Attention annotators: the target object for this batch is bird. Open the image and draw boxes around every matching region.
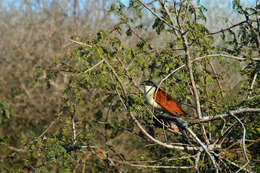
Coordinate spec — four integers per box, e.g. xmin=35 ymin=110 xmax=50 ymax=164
xmin=140 ymin=80 xmax=186 ymax=117
xmin=140 ymin=80 xmax=195 ymax=141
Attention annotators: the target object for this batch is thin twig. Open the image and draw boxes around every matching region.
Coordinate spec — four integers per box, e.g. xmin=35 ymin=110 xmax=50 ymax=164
xmin=209 ymin=60 xmax=224 ymax=97
xmin=69 ymin=39 xmax=92 ymax=48
xmin=248 ymin=62 xmax=259 ymax=98
xmin=38 ymin=120 xmax=56 ymax=138
xmin=136 ymin=0 xmax=180 ymax=32
xmin=39 ymin=111 xmax=63 ymax=138
xmin=72 ymin=115 xmax=77 ymax=145
xmin=84 ymin=59 xmax=104 ymax=73
xmin=159 ymin=0 xmax=179 ymax=37
xmin=99 ymin=55 xmax=127 ymax=99
xmin=1 ymin=143 xmax=26 ymax=152
xmin=158 ymin=53 xmax=260 ymax=91
xmin=183 ymin=0 xmax=191 ymax=24
xmin=217 ymin=155 xmax=233 ymax=173
xmin=71 ymin=104 xmax=77 ymax=145
xmin=206 ymin=54 xmax=260 ymax=61
xmin=195 ymin=150 xmax=202 ymax=171
xmin=212 ymin=152 xmax=252 ymax=173
xmin=126 ymin=24 xmax=153 ymax=49
xmin=208 ymin=21 xmax=247 ymax=35
xmin=220 ymin=116 xmax=226 ymax=135
xmin=213 ymin=121 xmax=237 ymax=146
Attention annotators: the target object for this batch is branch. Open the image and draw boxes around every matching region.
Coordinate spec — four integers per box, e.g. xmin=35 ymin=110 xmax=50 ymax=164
xmin=182 ymin=34 xmax=210 ymax=145
xmin=212 ymin=152 xmax=252 ymax=173
xmin=248 ymin=62 xmax=260 ymax=98
xmin=84 ymin=59 xmax=104 ymax=73
xmin=180 ymin=32 xmax=218 ymax=172
xmin=38 ymin=111 xmax=63 ymax=138
xmin=209 ymin=60 xmax=224 ymax=97
xmin=136 ymin=0 xmax=180 ymax=33
xmin=158 ymin=53 xmax=260 ymax=88
xmin=99 ymin=54 xmax=127 ymax=99
xmin=69 ymin=39 xmax=92 ymax=48
xmin=229 ymin=112 xmax=250 ymax=164
xmin=195 ymin=150 xmax=202 ymax=171
xmin=214 ymin=54 xmax=260 ymax=61
xmin=188 ymin=108 xmax=260 ymax=125
xmin=113 ymin=159 xmax=194 ymax=169
xmin=184 ymin=127 xmax=219 ymax=173
xmin=72 ymin=113 xmax=77 ymax=145
xmin=213 ymin=121 xmax=238 ymax=146
xmin=158 ymin=0 xmax=179 ymax=37
xmin=208 ymin=21 xmax=247 ymax=35
xmin=1 ymin=142 xmax=26 ymax=152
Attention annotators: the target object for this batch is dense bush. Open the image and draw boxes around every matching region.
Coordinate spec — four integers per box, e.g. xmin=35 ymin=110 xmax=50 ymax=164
xmin=0 ymin=0 xmax=259 ymax=172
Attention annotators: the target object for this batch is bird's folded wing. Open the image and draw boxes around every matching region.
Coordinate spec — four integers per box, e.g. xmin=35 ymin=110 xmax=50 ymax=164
xmin=155 ymin=89 xmax=186 ymax=116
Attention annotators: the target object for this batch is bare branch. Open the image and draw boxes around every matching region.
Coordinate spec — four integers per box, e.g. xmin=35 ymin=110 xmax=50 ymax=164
xmin=157 ymin=54 xmax=213 ymax=91
xmin=71 ymin=104 xmax=77 ymax=145
xmin=113 ymin=159 xmax=194 ymax=169
xmin=188 ymin=108 xmax=260 ymax=125
xmin=38 ymin=120 xmax=57 ymax=138
xmin=183 ymin=0 xmax=191 ymax=24
xmin=1 ymin=142 xmax=26 ymax=152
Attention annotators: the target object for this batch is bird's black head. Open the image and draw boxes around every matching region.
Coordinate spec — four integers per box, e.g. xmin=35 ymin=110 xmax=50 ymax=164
xmin=140 ymin=80 xmax=157 ymax=87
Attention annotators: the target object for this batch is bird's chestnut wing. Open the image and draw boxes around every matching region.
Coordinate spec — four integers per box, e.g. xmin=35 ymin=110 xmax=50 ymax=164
xmin=154 ymin=89 xmax=185 ymax=116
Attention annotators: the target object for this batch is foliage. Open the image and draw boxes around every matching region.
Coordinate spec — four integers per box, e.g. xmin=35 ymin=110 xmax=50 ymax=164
xmin=0 ymin=0 xmax=260 ymax=172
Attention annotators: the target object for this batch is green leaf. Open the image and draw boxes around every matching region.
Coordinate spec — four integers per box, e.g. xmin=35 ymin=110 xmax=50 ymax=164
xmin=126 ymin=28 xmax=132 ymax=36
xmin=58 ymin=168 xmax=71 ymax=173
xmin=0 ymin=101 xmax=10 ymax=120
xmin=152 ymin=18 xmax=165 ymax=34
xmin=134 ymin=7 xmax=142 ymax=18
xmin=95 ymin=110 xmax=103 ymax=120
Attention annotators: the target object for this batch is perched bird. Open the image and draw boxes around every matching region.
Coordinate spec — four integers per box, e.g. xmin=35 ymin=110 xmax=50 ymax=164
xmin=140 ymin=80 xmax=197 ymax=143
xmin=140 ymin=80 xmax=186 ymax=117
xmin=140 ymin=80 xmax=193 ymax=139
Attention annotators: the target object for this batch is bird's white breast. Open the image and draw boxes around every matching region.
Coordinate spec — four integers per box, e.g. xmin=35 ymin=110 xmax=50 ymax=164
xmin=144 ymin=85 xmax=161 ymax=109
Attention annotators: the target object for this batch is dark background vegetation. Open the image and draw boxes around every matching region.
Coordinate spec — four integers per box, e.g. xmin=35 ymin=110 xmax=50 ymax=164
xmin=0 ymin=0 xmax=259 ymax=172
